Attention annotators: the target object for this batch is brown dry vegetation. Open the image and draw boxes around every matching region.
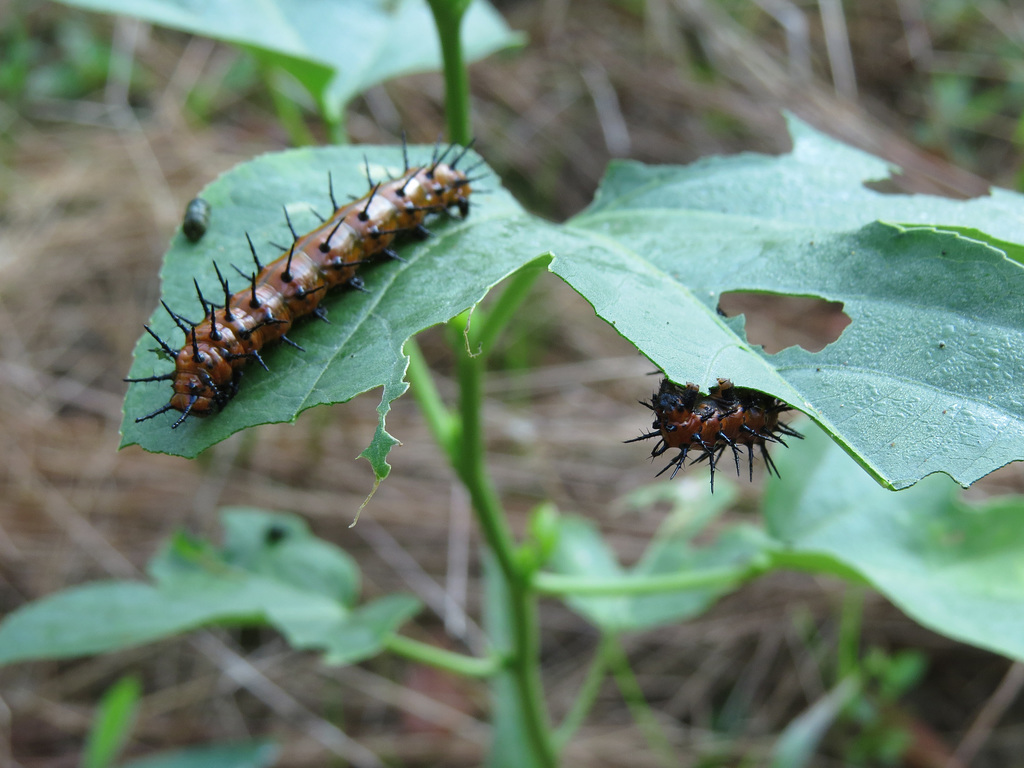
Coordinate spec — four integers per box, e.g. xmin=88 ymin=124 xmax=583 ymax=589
xmin=3 ymin=1 xmax=1024 ymax=766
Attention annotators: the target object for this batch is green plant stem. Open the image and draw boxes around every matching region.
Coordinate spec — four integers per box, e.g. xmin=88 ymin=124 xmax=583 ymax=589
xmin=451 ymin=334 xmax=557 ymax=768
xmin=553 ymin=635 xmax=612 ymax=751
xmin=426 ymin=0 xmax=472 ymax=145
xmin=837 ymin=584 xmax=865 ymax=684
xmin=423 ymin=4 xmax=553 ymax=760
xmin=385 ymin=634 xmax=502 ymax=678
xmin=405 ymin=338 xmax=457 ymax=453
xmin=324 ymin=108 xmax=347 ymax=145
xmin=264 ymin=68 xmax=316 ymax=147
xmin=475 ymin=261 xmax=548 ymax=356
xmin=607 ymin=637 xmax=676 ymax=766
xmin=533 ymin=564 xmax=754 ymax=597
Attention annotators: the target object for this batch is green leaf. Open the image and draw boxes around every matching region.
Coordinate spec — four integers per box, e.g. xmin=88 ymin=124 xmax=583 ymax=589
xmin=120 ymin=145 xmax=541 ymax=472
xmin=557 ymin=115 xmax=1024 ymax=489
xmin=123 ymin=120 xmax=1024 ymax=491
xmin=0 ymin=510 xmax=420 ymax=666
xmin=577 ymin=114 xmax=1024 ymax=240
xmin=322 ymin=593 xmax=422 ymax=667
xmin=53 ymin=0 xmax=522 ymax=121
xmin=763 ymin=426 xmax=1024 ymax=663
xmin=546 ymin=514 xmax=766 ymax=632
xmin=121 ymin=740 xmax=278 ymax=768
xmin=218 ymin=507 xmax=360 ymax=607
xmin=0 ymin=582 xmax=206 ymax=665
xmin=769 ymin=678 xmax=861 ymax=768
xmin=82 ymin=676 xmax=141 ymax=768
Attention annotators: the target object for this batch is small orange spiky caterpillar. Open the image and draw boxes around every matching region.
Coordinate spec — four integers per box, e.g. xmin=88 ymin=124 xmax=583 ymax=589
xmin=628 ymin=377 xmax=803 ymax=490
xmin=127 ymin=142 xmax=477 ymax=428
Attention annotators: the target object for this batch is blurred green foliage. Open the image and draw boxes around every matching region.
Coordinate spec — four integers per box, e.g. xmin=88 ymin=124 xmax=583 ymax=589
xmin=1 ymin=13 xmax=117 ymax=102
xmin=919 ymin=1 xmax=1024 ymax=182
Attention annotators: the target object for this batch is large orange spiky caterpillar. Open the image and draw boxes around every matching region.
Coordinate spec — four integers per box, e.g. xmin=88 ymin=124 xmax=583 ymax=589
xmin=627 ymin=377 xmax=803 ymax=490
xmin=127 ymin=142 xmax=477 ymax=428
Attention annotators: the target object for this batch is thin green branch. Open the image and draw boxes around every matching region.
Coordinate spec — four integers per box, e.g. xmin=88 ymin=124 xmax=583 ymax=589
xmin=607 ymin=637 xmax=676 ymax=766
xmin=405 ymin=338 xmax=457 ymax=455
xmin=451 ymin=342 xmax=517 ymax=573
xmin=385 ymin=634 xmax=502 ymax=678
xmin=324 ymin=107 xmax=347 ymax=145
xmin=472 ymin=262 xmax=548 ymax=356
xmin=264 ymin=67 xmax=316 ymax=147
xmin=837 ymin=585 xmax=865 ymax=684
xmin=533 ymin=564 xmax=754 ymax=597
xmin=553 ymin=635 xmax=612 ymax=751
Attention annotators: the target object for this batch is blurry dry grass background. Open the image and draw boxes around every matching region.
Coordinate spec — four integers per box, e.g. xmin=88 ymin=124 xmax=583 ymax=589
xmin=3 ymin=0 xmax=1024 ymax=766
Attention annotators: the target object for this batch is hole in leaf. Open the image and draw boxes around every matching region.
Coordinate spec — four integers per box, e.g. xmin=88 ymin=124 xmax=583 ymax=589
xmin=717 ymin=292 xmax=850 ymax=354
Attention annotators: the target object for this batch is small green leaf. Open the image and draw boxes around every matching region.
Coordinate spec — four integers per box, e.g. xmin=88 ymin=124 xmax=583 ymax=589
xmin=53 ymin=0 xmax=522 ymax=120
xmin=769 ymin=678 xmax=861 ymax=768
xmin=0 ymin=510 xmax=420 ymax=667
xmin=0 ymin=582 xmax=216 ymax=665
xmin=82 ymin=676 xmax=141 ymax=768
xmin=526 ymin=502 xmax=561 ymax=566
xmin=218 ymin=507 xmax=360 ymax=607
xmin=546 ymin=517 xmax=626 ymax=630
xmin=321 ymin=594 xmax=422 ymax=666
xmin=862 ymin=648 xmax=927 ymax=701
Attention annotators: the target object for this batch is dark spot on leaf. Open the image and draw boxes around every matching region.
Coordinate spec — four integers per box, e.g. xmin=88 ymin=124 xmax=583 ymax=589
xmin=265 ymin=524 xmax=288 ymax=545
